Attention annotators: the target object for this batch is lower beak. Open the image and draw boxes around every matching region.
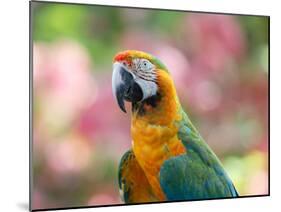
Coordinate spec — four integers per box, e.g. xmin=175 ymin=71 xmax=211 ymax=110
xmin=112 ymin=62 xmax=143 ymax=113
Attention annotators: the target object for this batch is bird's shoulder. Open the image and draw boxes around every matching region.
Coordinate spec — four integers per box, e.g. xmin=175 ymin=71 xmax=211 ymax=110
xmin=118 ymin=150 xmax=158 ymax=203
xmin=158 ymin=109 xmax=239 ymax=200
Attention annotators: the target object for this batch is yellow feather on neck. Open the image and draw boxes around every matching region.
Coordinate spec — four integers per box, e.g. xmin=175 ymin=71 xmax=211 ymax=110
xmin=131 ymin=69 xmax=185 ymax=200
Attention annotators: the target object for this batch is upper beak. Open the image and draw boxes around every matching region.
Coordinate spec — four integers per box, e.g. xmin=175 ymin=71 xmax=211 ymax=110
xmin=112 ymin=62 xmax=143 ymax=113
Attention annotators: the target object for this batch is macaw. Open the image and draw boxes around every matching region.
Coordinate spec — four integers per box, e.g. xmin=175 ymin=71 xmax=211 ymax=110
xmin=112 ymin=50 xmax=238 ymax=203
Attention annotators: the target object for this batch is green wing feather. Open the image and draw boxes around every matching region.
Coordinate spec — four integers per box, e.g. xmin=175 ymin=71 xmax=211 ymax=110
xmin=159 ymin=109 xmax=238 ymax=200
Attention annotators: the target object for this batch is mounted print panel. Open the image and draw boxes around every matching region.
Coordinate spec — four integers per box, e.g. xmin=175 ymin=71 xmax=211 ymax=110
xmin=30 ymin=1 xmax=269 ymax=211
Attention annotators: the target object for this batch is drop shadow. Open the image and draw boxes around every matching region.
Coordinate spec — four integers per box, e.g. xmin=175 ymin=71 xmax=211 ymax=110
xmin=17 ymin=202 xmax=29 ymax=211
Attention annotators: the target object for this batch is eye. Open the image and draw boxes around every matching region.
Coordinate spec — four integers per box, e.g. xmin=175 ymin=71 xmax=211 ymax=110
xmin=140 ymin=59 xmax=153 ymax=71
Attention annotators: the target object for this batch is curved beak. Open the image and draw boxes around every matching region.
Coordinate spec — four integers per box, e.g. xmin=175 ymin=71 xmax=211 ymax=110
xmin=112 ymin=62 xmax=143 ymax=113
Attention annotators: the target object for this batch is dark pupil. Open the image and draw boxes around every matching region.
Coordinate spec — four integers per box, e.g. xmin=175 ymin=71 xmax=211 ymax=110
xmin=144 ymin=62 xmax=146 ymax=66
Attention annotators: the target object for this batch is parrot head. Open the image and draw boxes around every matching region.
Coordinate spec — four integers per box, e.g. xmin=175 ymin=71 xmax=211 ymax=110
xmin=112 ymin=50 xmax=169 ymax=113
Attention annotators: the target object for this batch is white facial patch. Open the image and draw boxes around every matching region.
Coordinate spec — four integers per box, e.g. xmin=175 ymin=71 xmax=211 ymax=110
xmin=130 ymin=58 xmax=158 ymax=101
xmin=132 ymin=58 xmax=157 ymax=81
xmin=134 ymin=76 xmax=158 ymax=101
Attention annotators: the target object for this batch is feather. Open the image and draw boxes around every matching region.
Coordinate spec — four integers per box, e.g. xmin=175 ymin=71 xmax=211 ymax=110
xmin=159 ymin=110 xmax=238 ymax=200
xmin=118 ymin=150 xmax=158 ymax=203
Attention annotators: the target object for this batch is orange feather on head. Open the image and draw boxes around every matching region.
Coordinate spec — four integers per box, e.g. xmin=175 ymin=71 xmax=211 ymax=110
xmin=114 ymin=50 xmax=131 ymax=62
xmin=114 ymin=50 xmax=155 ymax=66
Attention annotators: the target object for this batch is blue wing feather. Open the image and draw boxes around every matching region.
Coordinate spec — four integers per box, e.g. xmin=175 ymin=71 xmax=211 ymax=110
xmin=159 ymin=111 xmax=238 ymax=200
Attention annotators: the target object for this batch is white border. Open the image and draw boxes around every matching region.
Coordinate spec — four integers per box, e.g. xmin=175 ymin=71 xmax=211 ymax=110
xmin=0 ymin=0 xmax=278 ymax=212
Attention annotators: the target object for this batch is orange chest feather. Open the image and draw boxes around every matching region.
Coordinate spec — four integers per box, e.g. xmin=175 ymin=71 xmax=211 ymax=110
xmin=131 ymin=100 xmax=185 ymax=200
xmin=131 ymin=120 xmax=185 ymax=169
xmin=131 ymin=118 xmax=186 ymax=200
xmin=130 ymin=69 xmax=186 ymax=200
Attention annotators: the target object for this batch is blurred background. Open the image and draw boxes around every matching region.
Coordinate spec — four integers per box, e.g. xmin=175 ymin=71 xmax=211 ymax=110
xmin=31 ymin=2 xmax=269 ymax=210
